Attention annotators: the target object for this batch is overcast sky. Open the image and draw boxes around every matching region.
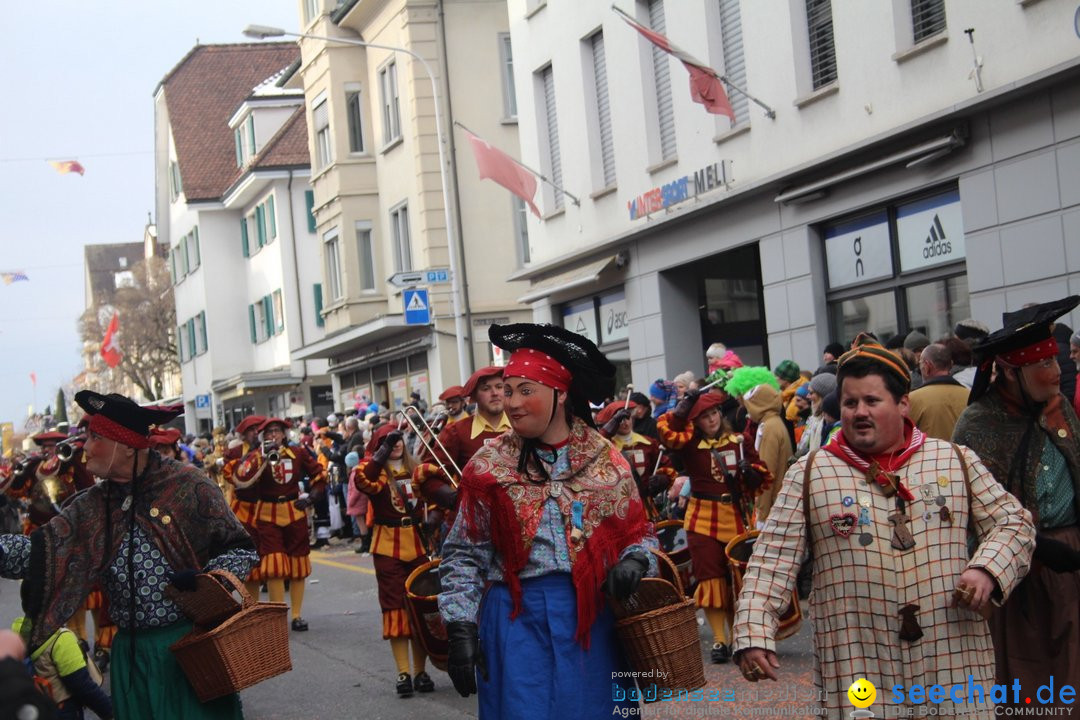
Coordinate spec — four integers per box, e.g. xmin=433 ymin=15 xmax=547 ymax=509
xmin=0 ymin=1 xmax=299 ymax=428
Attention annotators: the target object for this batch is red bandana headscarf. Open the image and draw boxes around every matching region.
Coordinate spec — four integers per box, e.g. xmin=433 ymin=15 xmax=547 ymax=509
xmin=503 ymin=348 xmax=572 ymax=391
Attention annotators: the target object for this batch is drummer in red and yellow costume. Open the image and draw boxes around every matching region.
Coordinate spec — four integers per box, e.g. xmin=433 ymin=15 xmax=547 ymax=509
xmin=234 ymin=417 xmax=325 ymax=631
xmin=220 ymin=414 xmax=264 ymax=597
xmin=414 ymin=368 xmax=511 ymax=527
xmin=353 ymin=423 xmax=434 ymax=697
xmin=595 ymin=401 xmax=675 ymax=521
xmin=657 ymin=389 xmax=770 ymax=664
xmin=439 ymin=386 xmax=469 ymax=426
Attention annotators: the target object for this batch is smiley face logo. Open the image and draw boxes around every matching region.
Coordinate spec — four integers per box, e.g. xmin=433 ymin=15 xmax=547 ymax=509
xmin=848 ymin=678 xmax=876 ymax=708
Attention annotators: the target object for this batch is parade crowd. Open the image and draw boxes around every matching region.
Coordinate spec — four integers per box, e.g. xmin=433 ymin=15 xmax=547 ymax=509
xmin=0 ymin=300 xmax=1079 ymax=720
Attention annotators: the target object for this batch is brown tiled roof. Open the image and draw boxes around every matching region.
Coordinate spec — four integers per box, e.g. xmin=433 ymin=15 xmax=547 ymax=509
xmin=160 ymin=43 xmax=299 ymax=201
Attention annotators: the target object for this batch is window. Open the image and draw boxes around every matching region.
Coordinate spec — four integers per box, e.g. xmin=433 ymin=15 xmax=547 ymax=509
xmin=248 ymin=305 xmax=257 ymax=344
xmin=911 ymin=0 xmax=946 ymax=42
xmin=824 ymin=189 xmax=969 ymax=346
xmin=169 ymin=248 xmax=179 ymax=284
xmin=806 ymin=0 xmax=838 ymax=90
xmin=324 ymin=228 xmax=344 ymax=301
xmin=169 ymin=161 xmax=183 ymax=202
xmin=272 ymin=290 xmax=285 ymax=334
xmin=303 ymin=0 xmax=319 ymax=24
xmin=194 ymin=311 xmax=207 ymax=355
xmin=647 ymin=0 xmax=677 ymax=161
xmin=356 ymin=222 xmax=375 ymax=291
xmin=538 ymin=65 xmax=564 ymax=210
xmin=178 ymin=323 xmax=188 ymax=362
xmin=346 ymin=88 xmax=365 ymax=153
xmin=718 ymin=0 xmax=749 ymax=125
xmin=513 ymin=197 xmax=530 ymax=265
xmin=305 ymin=190 xmax=316 ymax=232
xmin=246 ymin=115 xmax=256 ymax=157
xmin=252 ymin=299 xmax=270 ymax=343
xmin=177 ymin=236 xmax=189 ymax=277
xmin=313 ymin=283 xmax=325 ymax=327
xmin=186 ymin=227 xmax=200 ymax=271
xmin=499 ymin=34 xmax=517 ymax=119
xmin=389 ymin=204 xmax=412 ymax=272
xmin=314 ymin=99 xmax=332 ymax=170
xmin=186 ymin=318 xmax=196 ymax=359
xmin=379 ymin=60 xmax=401 ymax=145
xmin=588 ymin=31 xmax=616 ymax=188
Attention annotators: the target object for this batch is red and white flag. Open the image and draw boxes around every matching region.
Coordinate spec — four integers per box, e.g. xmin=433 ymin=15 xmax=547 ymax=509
xmin=48 ymin=160 xmax=86 ymax=176
xmin=463 ymin=130 xmax=541 ymax=218
xmin=101 ymin=313 xmax=122 ymax=368
xmin=614 ymin=7 xmax=735 ymax=120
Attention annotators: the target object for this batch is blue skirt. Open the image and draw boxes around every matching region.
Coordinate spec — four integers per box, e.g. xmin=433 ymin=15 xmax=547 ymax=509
xmin=477 ymin=573 xmax=638 ymax=720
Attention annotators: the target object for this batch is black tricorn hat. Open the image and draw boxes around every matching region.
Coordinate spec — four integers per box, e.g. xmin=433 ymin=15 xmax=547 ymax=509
xmin=968 ymin=295 xmax=1080 ymax=403
xmin=489 ymin=323 xmax=615 ymax=426
xmin=75 ymin=390 xmax=184 ymax=448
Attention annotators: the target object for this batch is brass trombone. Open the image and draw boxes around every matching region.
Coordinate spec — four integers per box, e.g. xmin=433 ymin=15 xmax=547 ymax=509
xmin=397 ymin=406 xmax=463 ymax=486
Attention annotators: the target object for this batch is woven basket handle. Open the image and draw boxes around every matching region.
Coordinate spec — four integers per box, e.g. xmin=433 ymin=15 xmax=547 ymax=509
xmin=205 ymin=569 xmax=254 ymax=609
xmin=649 ymin=548 xmax=684 ymax=596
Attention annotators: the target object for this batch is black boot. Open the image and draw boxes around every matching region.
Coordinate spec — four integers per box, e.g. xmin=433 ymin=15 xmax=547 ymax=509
xmin=396 ymin=672 xmax=414 ymax=697
xmin=710 ymin=643 xmax=731 ymax=664
xmin=413 ymin=671 xmax=435 ymax=693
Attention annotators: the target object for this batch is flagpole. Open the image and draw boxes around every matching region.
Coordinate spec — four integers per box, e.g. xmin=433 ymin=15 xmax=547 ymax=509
xmin=718 ymin=76 xmax=776 ymax=120
xmin=452 ymin=121 xmax=581 ymax=206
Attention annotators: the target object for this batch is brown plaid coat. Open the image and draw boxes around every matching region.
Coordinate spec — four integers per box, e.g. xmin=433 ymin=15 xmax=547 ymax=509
xmin=733 ymin=439 xmax=1035 ymax=719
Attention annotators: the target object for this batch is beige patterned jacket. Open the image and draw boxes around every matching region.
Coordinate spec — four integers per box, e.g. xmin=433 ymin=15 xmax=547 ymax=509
xmin=733 ymin=439 xmax=1035 ymax=719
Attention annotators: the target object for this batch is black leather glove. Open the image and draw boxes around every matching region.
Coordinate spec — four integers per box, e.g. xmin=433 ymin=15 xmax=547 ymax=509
xmin=645 ymin=474 xmax=670 ymax=495
xmin=1033 ymin=533 xmax=1080 ymax=573
xmin=737 ymin=459 xmax=764 ymax=490
xmin=168 ymin=569 xmax=199 ymax=592
xmin=422 ymin=508 xmax=445 ymax=536
xmin=371 ymin=430 xmax=404 ymax=465
xmin=294 ymin=496 xmax=312 ymax=511
xmin=428 ymin=484 xmax=459 ymax=510
xmin=446 ymin=621 xmax=487 ymax=698
xmin=600 ymin=409 xmax=632 ymax=438
xmin=604 ymin=551 xmax=650 ymax=600
xmin=672 ymin=389 xmax=702 ymax=420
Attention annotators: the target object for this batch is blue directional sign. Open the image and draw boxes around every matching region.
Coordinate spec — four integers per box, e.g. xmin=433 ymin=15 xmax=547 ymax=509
xmin=424 ymin=268 xmax=450 ymax=284
xmin=403 ymin=288 xmax=431 ymax=325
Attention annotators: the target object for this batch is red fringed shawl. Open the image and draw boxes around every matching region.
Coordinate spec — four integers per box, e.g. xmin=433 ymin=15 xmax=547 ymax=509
xmin=458 ymin=418 xmax=652 ymax=646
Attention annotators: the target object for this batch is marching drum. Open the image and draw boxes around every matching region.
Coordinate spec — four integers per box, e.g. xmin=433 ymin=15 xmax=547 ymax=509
xmin=655 ymin=519 xmax=695 ymax=598
xmin=404 ymin=559 xmax=449 ymax=671
xmin=725 ymin=531 xmax=802 ymax=640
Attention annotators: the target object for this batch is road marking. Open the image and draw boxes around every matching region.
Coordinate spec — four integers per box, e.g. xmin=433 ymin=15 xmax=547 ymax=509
xmin=310 ymin=555 xmax=376 ymax=576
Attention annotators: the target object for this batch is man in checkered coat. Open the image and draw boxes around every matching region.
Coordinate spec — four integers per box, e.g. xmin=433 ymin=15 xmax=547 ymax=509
xmin=733 ymin=334 xmax=1035 ymax=719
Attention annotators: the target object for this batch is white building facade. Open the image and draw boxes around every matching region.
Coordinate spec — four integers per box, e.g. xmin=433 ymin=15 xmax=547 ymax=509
xmin=508 ymin=0 xmax=1080 ymax=382
xmin=155 ymin=43 xmax=331 ymax=433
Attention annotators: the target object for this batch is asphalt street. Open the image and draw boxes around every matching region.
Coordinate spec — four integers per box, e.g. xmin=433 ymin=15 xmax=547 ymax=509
xmin=0 ymin=539 xmax=817 ymax=719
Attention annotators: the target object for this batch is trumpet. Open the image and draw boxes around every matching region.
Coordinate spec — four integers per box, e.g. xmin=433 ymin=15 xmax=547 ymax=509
xmin=398 ymin=406 xmax=463 ymax=485
xmin=267 ymin=449 xmax=281 ymax=466
xmin=56 ymin=436 xmax=85 ymax=463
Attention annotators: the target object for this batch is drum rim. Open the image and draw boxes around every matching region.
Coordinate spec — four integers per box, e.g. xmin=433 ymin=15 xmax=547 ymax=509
xmin=405 ymin=558 xmax=442 ymax=601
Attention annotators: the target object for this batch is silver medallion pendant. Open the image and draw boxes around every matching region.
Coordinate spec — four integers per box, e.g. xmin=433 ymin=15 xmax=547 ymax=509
xmin=121 ymin=496 xmax=132 ymax=512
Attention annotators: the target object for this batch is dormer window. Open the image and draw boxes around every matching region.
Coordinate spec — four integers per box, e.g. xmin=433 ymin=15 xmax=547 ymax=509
xmin=234 ymin=114 xmax=258 ymax=167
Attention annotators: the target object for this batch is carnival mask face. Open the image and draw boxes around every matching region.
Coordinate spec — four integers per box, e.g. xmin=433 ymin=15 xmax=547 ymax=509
xmin=840 ymin=374 xmax=909 ymax=455
xmin=474 ymin=377 xmax=506 ymax=416
xmin=504 ymin=377 xmax=558 ymax=439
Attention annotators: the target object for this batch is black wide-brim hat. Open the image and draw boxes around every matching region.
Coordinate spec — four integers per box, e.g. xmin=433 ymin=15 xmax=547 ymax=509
xmin=75 ymin=390 xmax=184 ymax=448
xmin=489 ymin=323 xmax=616 ymax=424
xmin=968 ymin=295 xmax=1080 ymax=403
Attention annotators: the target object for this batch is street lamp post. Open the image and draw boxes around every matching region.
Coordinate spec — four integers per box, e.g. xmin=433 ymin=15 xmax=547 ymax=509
xmin=243 ymin=24 xmax=472 ymax=381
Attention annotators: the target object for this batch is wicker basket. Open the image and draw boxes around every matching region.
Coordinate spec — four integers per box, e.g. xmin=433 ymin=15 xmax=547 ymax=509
xmin=165 ymin=570 xmax=245 ymax=627
xmin=169 ymin=571 xmax=291 ymax=702
xmin=611 ymin=551 xmax=706 ymax=696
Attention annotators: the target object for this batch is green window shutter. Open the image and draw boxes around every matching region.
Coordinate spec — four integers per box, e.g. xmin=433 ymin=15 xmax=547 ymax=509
xmin=305 ymin=190 xmax=316 ymax=232
xmin=199 ymin=310 xmax=207 ymax=353
xmin=169 ymin=249 xmax=177 ymax=284
xmin=267 ymin=195 xmax=277 ymax=239
xmin=313 ymin=283 xmax=324 ymax=327
xmin=247 ymin=115 xmax=256 ymax=155
xmin=240 ymin=218 xmax=250 ymax=257
xmin=193 ymin=226 xmax=200 ymax=268
xmin=234 ymin=128 xmax=243 ymax=166
xmin=263 ymin=295 xmax=274 ymax=337
xmin=187 ymin=318 xmax=196 ymax=356
xmin=177 ymin=325 xmax=184 ymax=362
xmin=256 ymin=205 xmax=266 ymax=247
xmin=248 ymin=304 xmax=257 ymax=343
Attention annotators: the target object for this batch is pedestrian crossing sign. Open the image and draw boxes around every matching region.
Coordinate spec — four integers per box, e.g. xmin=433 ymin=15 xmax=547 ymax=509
xmin=403 ymin=288 xmax=431 ymax=325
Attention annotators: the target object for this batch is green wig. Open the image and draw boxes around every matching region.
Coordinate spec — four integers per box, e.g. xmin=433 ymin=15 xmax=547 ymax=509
xmin=725 ymin=366 xmax=780 ymax=397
